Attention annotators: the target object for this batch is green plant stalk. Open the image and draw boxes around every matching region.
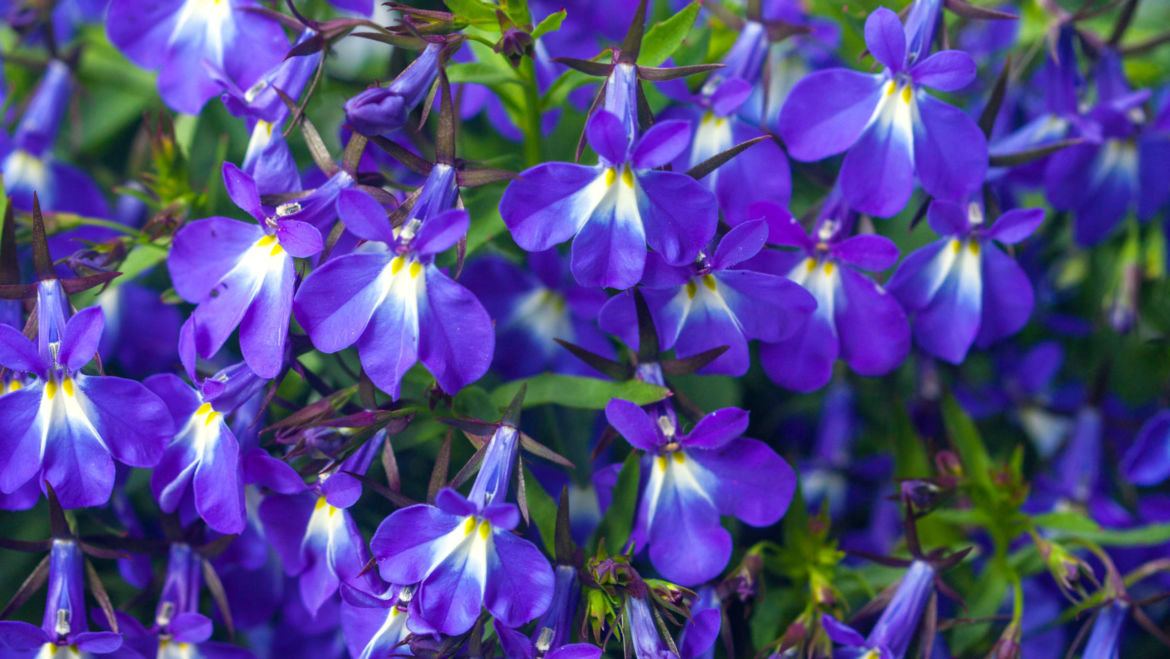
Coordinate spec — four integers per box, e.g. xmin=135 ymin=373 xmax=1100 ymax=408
xmin=520 ymin=57 xmax=542 ymax=167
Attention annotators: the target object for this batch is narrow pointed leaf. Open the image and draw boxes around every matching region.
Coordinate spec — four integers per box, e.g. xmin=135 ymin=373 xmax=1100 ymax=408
xmin=685 ymin=136 xmax=769 ymax=180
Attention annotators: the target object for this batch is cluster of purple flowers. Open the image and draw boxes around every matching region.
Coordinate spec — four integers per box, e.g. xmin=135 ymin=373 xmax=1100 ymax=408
xmin=1 ymin=0 xmax=1170 ymax=657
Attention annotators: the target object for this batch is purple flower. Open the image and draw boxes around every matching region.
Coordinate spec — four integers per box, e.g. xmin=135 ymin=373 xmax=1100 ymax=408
xmin=369 ymin=420 xmax=554 ymax=636
xmin=345 ymin=43 xmax=442 ymax=137
xmin=495 ymin=566 xmax=602 ymax=659
xmin=340 ymin=584 xmax=414 ymax=659
xmin=886 ymin=200 xmax=1044 ymax=363
xmin=750 ymin=197 xmax=910 ymax=392
xmin=0 ymin=60 xmax=109 ymax=220
xmin=778 ymin=5 xmax=987 ymax=217
xmin=1123 ymin=409 xmax=1170 ymax=486
xmin=624 ymin=594 xmax=678 ymax=659
xmin=107 ymin=0 xmax=289 ymax=114
xmin=0 ymin=539 xmax=124 ymax=657
xmin=169 ymin=163 xmax=323 ymax=379
xmin=253 ymin=436 xmax=387 ymax=616
xmin=604 ymin=399 xmax=795 ymax=585
xmin=1081 ymin=601 xmax=1127 ymax=659
xmin=463 ymin=249 xmax=615 ymax=380
xmin=0 ymin=281 xmax=172 ymax=509
xmin=143 ymin=374 xmax=246 ymax=534
xmin=500 ymin=109 xmax=718 ymax=289
xmin=821 ymin=560 xmax=937 ymax=659
xmin=598 ymin=219 xmax=815 ymax=376
xmin=293 ymin=163 xmax=493 ymax=399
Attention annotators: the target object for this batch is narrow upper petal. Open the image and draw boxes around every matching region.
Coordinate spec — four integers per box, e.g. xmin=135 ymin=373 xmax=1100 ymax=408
xmin=864 ymin=8 xmax=907 ymax=73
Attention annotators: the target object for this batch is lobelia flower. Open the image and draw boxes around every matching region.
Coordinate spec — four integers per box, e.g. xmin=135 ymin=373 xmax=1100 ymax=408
xmin=597 ymin=219 xmax=815 ymax=376
xmin=0 ymin=59 xmax=109 ymax=220
xmin=293 ymin=162 xmax=493 ymax=399
xmin=0 ymin=539 xmax=124 ymax=658
xmin=777 ymin=5 xmax=987 ymax=217
xmin=462 ymin=249 xmax=615 ymax=380
xmin=107 ymin=0 xmax=289 ymax=115
xmin=369 ymin=418 xmax=555 ymax=636
xmin=676 ymin=586 xmax=721 ymax=659
xmin=0 ymin=280 xmax=172 ymax=509
xmin=1043 ymin=50 xmax=1170 ymax=246
xmin=1122 ymin=409 xmax=1170 ymax=486
xmin=821 ymin=560 xmax=937 ymax=659
xmin=142 ymin=373 xmax=248 ymax=534
xmin=624 ymin=594 xmax=678 ymax=659
xmin=1080 ymin=601 xmax=1128 ymax=658
xmin=886 ymin=199 xmax=1044 ymax=364
xmin=217 ymin=29 xmax=321 ymax=196
xmin=345 ymin=42 xmax=442 ymax=137
xmin=604 ymin=398 xmax=795 ymax=585
xmin=340 ymin=584 xmax=415 ymax=659
xmin=117 ymin=543 xmax=254 ymax=659
xmin=168 ymin=163 xmax=323 ymax=379
xmin=500 ymin=109 xmax=718 ymax=289
xmin=252 ymin=431 xmax=388 ymax=617
xmin=748 ymin=196 xmax=910 ymax=392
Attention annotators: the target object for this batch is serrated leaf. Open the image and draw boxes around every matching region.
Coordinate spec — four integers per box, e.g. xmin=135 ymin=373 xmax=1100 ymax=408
xmin=532 ymin=9 xmax=565 ymax=39
xmin=597 ymin=451 xmax=641 ymax=555
xmin=490 ymin=374 xmax=669 ymax=410
xmin=638 ymin=2 xmax=702 ymax=67
xmin=523 ymin=465 xmax=559 ymax=555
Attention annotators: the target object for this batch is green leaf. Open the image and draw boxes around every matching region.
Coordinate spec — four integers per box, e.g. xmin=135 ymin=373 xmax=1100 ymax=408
xmin=531 ymin=9 xmax=566 ymax=39
xmin=1033 ymin=511 xmax=1101 ymax=534
xmin=541 ymin=69 xmax=595 ymax=112
xmin=490 ymin=374 xmax=669 ymax=410
xmin=446 ymin=62 xmax=521 ymax=88
xmin=638 ymin=2 xmax=702 ymax=67
xmin=523 ymin=466 xmax=559 ymax=556
xmin=596 ymin=451 xmax=641 ymax=555
xmin=1050 ymin=522 xmax=1170 ymax=547
xmin=893 ymin=401 xmax=931 ymax=479
xmin=71 ymin=241 xmax=171 ymax=309
xmin=941 ymin=392 xmax=993 ymax=491
xmin=501 ymin=0 xmax=530 ymax=26
xmin=444 ymin=0 xmax=496 ymax=23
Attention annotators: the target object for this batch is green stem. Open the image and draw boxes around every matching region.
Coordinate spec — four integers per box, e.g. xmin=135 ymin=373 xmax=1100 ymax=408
xmin=520 ymin=58 xmax=542 ymax=167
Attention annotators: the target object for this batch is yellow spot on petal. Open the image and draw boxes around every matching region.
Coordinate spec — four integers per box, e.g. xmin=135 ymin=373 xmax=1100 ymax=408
xmin=805 ymin=258 xmax=818 ymax=272
xmin=257 ymin=235 xmax=277 ymax=247
xmin=46 ymin=380 xmax=58 ymax=399
xmin=884 ymin=80 xmax=897 ymax=97
xmin=950 ymin=239 xmax=962 ymax=254
xmin=270 ymin=243 xmax=283 ymax=256
xmin=685 ymin=281 xmax=697 ymax=300
xmin=968 ymin=241 xmax=981 ymax=256
xmin=672 ymin=451 xmax=685 ymax=464
xmin=409 ymin=262 xmax=422 ymax=278
xmin=197 ymin=402 xmax=213 ymax=415
xmin=62 ymin=378 xmax=74 ymax=397
xmin=605 ymin=168 xmax=617 ymax=187
xmin=621 ymin=166 xmax=634 ymax=188
xmin=315 ymin=497 xmax=329 ymax=511
xmin=477 ymin=519 xmax=491 ymax=540
xmin=901 ymin=85 xmax=912 ymax=104
xmin=656 ymin=455 xmax=667 ymax=471
xmin=391 ymin=256 xmax=405 ymax=275
xmin=823 ymin=261 xmax=835 ymax=276
xmin=261 ymin=120 xmax=273 ymax=137
xmin=205 ymin=410 xmax=221 ymax=426
xmin=8 ymin=380 xmax=22 ymax=392
xmin=464 ymin=517 xmax=476 ymax=536
xmin=702 ymin=274 xmax=717 ymax=292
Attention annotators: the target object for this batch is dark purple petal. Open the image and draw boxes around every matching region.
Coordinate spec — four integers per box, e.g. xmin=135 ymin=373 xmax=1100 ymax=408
xmin=760 ymin=309 xmax=838 ymax=393
xmin=636 ymin=169 xmax=718 ymax=266
xmin=370 ymin=504 xmax=463 ymax=585
xmin=631 ymin=120 xmax=691 ymax=170
xmin=223 ymin=162 xmax=264 ymax=221
xmin=778 ymin=70 xmax=885 ymax=161
xmin=712 ymin=220 xmax=769 ymax=269
xmin=77 ymin=375 xmax=172 ymax=468
xmin=821 ymin=614 xmax=866 ymax=647
xmin=830 ymin=235 xmax=900 ymax=271
xmin=414 ymin=209 xmax=470 ymax=256
xmin=586 ymin=110 xmax=630 ymax=166
xmin=912 ymin=93 xmax=988 ymax=204
xmin=0 ymin=325 xmax=44 ymax=374
xmin=681 ymin=408 xmax=749 ymax=450
xmin=693 ymin=437 xmax=795 ymax=527
xmin=484 ymin=530 xmax=555 ymax=627
xmin=985 ymin=208 xmax=1044 ymax=244
xmin=58 ymin=307 xmax=104 ymax=372
xmin=716 ymin=270 xmax=816 ymax=343
xmin=0 ymin=387 xmax=44 ymax=495
xmin=710 ymin=78 xmax=753 ymax=117
xmin=864 ymin=8 xmax=907 ymax=72
xmin=975 ymin=242 xmax=1033 ymax=347
xmin=338 ymin=188 xmax=395 ymax=243
xmin=72 ymin=631 xmax=123 ymax=653
xmin=501 ymin=162 xmax=601 ymax=252
xmin=1123 ymin=411 xmax=1170 ymax=486
xmin=258 ymin=492 xmax=315 ymax=575
xmin=909 ymin=51 xmax=977 ymax=91
xmin=296 ymin=252 xmax=389 ymax=354
xmin=243 ymin=447 xmax=306 ymax=494
xmin=274 ymin=220 xmax=323 ymax=258
xmin=0 ymin=621 xmax=48 ymax=650
xmin=836 ymin=266 xmax=910 ymax=376
xmin=926 ymin=200 xmax=970 ymax=237
xmin=418 ymin=268 xmax=493 ymax=396
xmin=748 ymin=201 xmax=812 ymax=248
xmin=605 ymin=399 xmax=662 ymax=451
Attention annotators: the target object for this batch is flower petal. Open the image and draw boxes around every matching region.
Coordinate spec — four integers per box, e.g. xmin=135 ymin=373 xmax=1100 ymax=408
xmin=501 ymin=162 xmax=602 ymax=252
xmin=632 ymin=120 xmax=691 ymax=170
xmin=605 ymin=399 xmax=662 ymax=451
xmin=909 ymin=50 xmax=977 ymax=91
xmin=418 ymin=268 xmax=493 ymax=396
xmin=864 ymin=7 xmax=907 ymax=72
xmin=912 ymin=92 xmax=988 ymax=204
xmin=778 ymin=70 xmax=886 ymax=161
xmin=484 ymin=530 xmax=555 ymax=628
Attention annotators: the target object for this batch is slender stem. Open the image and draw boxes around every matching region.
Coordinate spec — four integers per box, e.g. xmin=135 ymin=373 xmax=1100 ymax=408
xmin=520 ymin=57 xmax=542 ymax=167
